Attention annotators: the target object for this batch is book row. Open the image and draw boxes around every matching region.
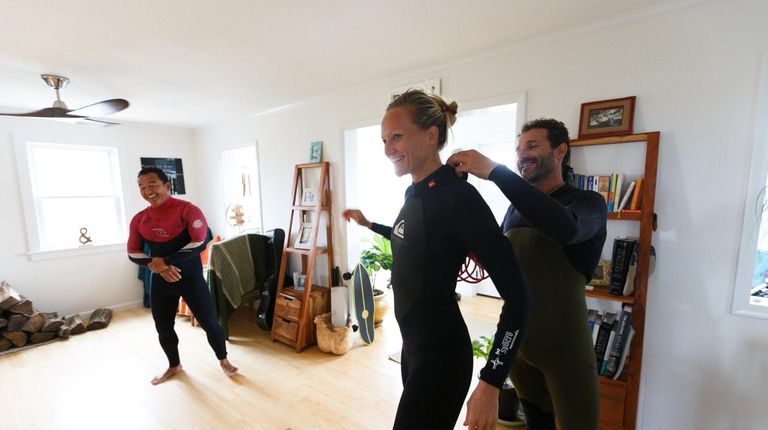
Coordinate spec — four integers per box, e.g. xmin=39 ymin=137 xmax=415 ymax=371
xmin=588 ymin=305 xmax=634 ymax=379
xmin=588 ymin=237 xmax=656 ymax=296
xmin=567 ymin=173 xmax=643 ymax=213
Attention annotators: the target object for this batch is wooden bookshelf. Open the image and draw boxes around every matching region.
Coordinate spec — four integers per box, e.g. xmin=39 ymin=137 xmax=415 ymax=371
xmin=272 ymin=162 xmax=333 ymax=352
xmin=572 ymin=132 xmax=659 ymax=430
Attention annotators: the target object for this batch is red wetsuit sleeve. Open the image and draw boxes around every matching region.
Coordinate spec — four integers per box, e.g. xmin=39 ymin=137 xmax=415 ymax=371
xmin=127 ymin=211 xmax=151 ymax=266
xmin=162 ymin=203 xmax=209 ymax=266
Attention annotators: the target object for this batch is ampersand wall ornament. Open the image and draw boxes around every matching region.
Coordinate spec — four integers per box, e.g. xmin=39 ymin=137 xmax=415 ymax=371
xmin=79 ymin=227 xmax=93 ymax=245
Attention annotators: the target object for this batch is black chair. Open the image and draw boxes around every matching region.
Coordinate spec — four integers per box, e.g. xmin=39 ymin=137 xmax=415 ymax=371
xmin=256 ymin=228 xmax=285 ymax=331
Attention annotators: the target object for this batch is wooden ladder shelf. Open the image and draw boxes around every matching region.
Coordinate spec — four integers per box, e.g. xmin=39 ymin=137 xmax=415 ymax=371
xmin=271 ymin=162 xmax=333 ymax=351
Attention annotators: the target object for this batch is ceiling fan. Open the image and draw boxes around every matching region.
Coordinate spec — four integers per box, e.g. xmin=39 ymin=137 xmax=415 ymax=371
xmin=0 ymin=74 xmax=129 ymax=126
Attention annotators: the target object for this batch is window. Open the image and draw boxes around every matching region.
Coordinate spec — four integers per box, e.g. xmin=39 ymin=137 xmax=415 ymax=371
xmin=733 ymin=52 xmax=768 ymax=318
xmin=16 ymin=141 xmax=127 ymax=257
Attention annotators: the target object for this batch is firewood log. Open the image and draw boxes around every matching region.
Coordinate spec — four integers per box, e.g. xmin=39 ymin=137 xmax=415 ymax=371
xmin=30 ymin=332 xmax=56 ymax=343
xmin=8 ymin=314 xmax=29 ymax=332
xmin=65 ymin=315 xmax=86 ymax=335
xmin=0 ymin=281 xmax=22 ymax=311
xmin=22 ymin=312 xmax=45 ymax=333
xmin=41 ymin=318 xmax=65 ymax=333
xmin=10 ymin=299 xmax=34 ymax=316
xmin=2 ymin=330 xmax=28 ymax=347
xmin=58 ymin=325 xmax=71 ymax=339
xmin=0 ymin=338 xmax=12 ymax=352
xmin=86 ymin=308 xmax=113 ymax=331
xmin=0 ymin=318 xmax=7 ymax=331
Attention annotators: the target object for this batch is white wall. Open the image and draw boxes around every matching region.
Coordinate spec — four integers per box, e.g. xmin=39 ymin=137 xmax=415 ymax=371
xmin=0 ymin=117 xmax=196 ymax=316
xmin=194 ymin=1 xmax=768 ymax=428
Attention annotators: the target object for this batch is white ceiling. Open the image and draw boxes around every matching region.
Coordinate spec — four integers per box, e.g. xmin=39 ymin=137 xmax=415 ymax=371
xmin=0 ymin=0 xmax=680 ymax=129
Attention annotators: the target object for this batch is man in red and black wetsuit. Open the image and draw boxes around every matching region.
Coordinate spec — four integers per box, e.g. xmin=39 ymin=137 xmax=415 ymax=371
xmin=128 ymin=167 xmax=238 ymax=385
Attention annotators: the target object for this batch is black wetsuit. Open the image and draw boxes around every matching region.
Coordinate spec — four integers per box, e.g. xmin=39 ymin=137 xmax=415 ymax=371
xmin=370 ymin=165 xmax=531 ymax=429
xmin=127 ymin=197 xmax=228 ymax=367
xmin=489 ymin=165 xmax=607 ymax=430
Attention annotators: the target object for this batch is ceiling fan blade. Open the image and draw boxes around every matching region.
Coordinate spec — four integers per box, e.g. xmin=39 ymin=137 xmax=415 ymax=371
xmin=69 ymin=98 xmax=129 ymax=117
xmin=75 ymin=118 xmax=120 ymax=127
xmin=0 ymin=107 xmax=71 ymax=118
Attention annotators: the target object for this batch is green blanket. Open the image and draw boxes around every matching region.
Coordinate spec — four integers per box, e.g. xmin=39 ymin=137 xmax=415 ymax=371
xmin=207 ymin=233 xmax=271 ymax=337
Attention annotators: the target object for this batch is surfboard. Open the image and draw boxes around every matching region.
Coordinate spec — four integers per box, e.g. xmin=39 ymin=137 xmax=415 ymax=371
xmin=352 ymin=263 xmax=375 ymax=344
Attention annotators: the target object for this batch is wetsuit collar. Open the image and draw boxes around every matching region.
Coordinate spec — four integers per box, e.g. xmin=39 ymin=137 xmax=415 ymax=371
xmin=411 ymin=165 xmax=464 ymax=196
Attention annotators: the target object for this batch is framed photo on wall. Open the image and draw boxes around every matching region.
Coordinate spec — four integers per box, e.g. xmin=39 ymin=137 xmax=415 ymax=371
xmin=578 ymin=96 xmax=636 ymax=139
xmin=308 ymin=141 xmax=323 ymax=163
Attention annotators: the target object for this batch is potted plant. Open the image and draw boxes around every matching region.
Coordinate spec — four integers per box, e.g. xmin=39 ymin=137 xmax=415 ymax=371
xmin=471 ymin=335 xmax=524 ymax=426
xmin=360 ymin=236 xmax=392 ymax=326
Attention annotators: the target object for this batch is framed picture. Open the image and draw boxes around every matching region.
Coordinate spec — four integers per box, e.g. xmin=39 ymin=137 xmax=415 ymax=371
xmin=292 ymin=272 xmax=307 ymax=291
xmin=308 ymin=140 xmax=323 ymax=163
xmin=578 ymin=96 xmax=636 ymax=139
xmin=301 ymin=188 xmax=318 ymax=206
xmin=294 ymin=223 xmax=313 ymax=249
xmin=588 ymin=259 xmax=612 ymax=287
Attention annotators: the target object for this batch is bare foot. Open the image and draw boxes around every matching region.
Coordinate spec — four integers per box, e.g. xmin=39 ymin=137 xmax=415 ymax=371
xmin=151 ymin=365 xmax=183 ymax=385
xmin=220 ymin=358 xmax=238 ymax=377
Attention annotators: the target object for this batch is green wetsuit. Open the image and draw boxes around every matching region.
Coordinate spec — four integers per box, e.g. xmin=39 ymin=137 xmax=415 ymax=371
xmin=489 ymin=165 xmax=607 ymax=430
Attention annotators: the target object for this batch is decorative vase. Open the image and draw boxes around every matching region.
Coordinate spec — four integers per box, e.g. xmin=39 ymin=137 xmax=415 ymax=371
xmin=373 ymin=288 xmax=391 ymax=327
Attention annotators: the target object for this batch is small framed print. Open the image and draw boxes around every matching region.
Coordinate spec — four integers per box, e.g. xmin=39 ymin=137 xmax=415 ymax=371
xmin=588 ymin=259 xmax=612 ymax=287
xmin=294 ymin=223 xmax=313 ymax=249
xmin=578 ymin=96 xmax=636 ymax=139
xmin=301 ymin=188 xmax=318 ymax=206
xmin=292 ymin=272 xmax=307 ymax=291
xmin=308 ymin=140 xmax=322 ymax=163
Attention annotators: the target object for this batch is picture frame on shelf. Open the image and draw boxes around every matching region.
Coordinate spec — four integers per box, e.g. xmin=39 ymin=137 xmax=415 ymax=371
xmin=292 ymin=272 xmax=307 ymax=291
xmin=301 ymin=188 xmax=318 ymax=206
xmin=294 ymin=223 xmax=313 ymax=249
xmin=578 ymin=96 xmax=636 ymax=139
xmin=308 ymin=140 xmax=323 ymax=163
xmin=588 ymin=259 xmax=611 ymax=287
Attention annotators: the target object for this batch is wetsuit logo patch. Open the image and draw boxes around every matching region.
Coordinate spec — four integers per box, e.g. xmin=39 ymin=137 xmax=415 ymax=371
xmin=152 ymin=228 xmax=169 ymax=238
xmin=192 ymin=219 xmax=204 ymax=229
xmin=490 ymin=357 xmax=504 ymax=369
xmin=393 ymin=220 xmax=405 ymax=239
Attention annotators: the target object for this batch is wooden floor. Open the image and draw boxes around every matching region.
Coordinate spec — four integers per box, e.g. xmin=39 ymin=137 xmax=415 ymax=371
xmin=0 ymin=294 xmax=516 ymax=430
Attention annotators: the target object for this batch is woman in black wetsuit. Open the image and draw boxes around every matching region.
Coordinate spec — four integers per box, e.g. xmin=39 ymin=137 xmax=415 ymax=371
xmin=343 ymin=90 xmax=531 ymax=430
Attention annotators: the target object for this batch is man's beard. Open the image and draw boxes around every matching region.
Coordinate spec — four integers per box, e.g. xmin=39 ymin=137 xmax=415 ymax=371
xmin=519 ymin=153 xmax=556 ymax=184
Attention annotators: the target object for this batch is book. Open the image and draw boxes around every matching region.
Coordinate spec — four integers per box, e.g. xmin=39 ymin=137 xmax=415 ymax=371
xmin=587 ymin=309 xmax=599 ymax=332
xmin=607 ymin=174 xmax=616 ymax=211
xmin=594 ymin=311 xmax=617 ymax=370
xmin=597 ymin=176 xmax=610 ymax=204
xmin=601 ymin=321 xmax=619 ymax=375
xmin=629 ymin=178 xmax=643 ymax=210
xmin=618 ymin=180 xmax=636 ymax=211
xmin=622 ymin=245 xmax=639 ymax=296
xmin=612 ymin=327 xmax=635 ymax=380
xmin=609 ymin=237 xmax=637 ymax=295
xmin=592 ymin=311 xmax=604 ymax=346
xmin=604 ymin=306 xmax=633 ymax=377
xmin=612 ymin=174 xmax=624 ymax=213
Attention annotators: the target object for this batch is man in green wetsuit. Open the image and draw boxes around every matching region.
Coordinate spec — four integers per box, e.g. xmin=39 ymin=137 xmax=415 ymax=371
xmin=448 ymin=118 xmax=607 ymax=430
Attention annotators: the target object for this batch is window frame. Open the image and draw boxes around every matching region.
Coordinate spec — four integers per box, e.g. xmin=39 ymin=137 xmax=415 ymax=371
xmin=732 ymin=51 xmax=768 ymax=319
xmin=14 ymin=139 xmax=127 ymax=260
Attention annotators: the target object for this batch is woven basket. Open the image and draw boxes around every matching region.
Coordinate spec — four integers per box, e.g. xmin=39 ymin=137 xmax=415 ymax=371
xmin=314 ymin=312 xmax=353 ymax=355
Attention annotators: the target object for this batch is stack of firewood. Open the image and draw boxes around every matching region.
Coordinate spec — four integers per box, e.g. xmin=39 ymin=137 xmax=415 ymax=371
xmin=0 ymin=281 xmax=113 ymax=354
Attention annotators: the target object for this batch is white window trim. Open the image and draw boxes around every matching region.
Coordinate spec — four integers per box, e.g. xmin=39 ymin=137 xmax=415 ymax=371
xmin=13 ymin=137 xmax=128 ymax=260
xmin=732 ymin=51 xmax=768 ymax=319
